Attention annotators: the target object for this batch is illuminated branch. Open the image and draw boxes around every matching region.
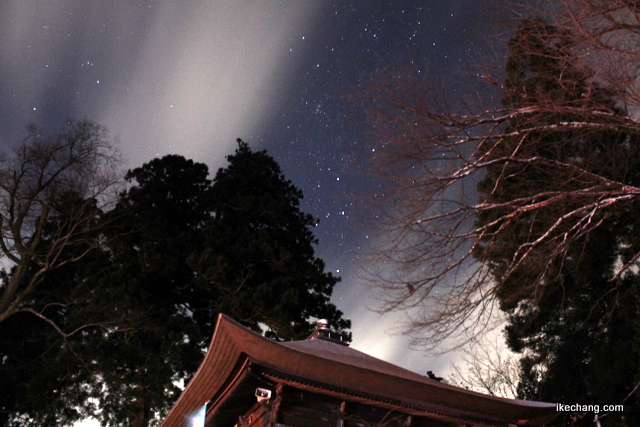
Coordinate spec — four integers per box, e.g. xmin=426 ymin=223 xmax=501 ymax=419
xmin=364 ymin=14 xmax=640 ymax=350
xmin=0 ymin=120 xmax=122 ymax=325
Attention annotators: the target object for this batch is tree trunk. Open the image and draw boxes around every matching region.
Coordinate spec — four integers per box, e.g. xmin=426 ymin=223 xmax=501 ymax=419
xmin=132 ymin=397 xmax=149 ymax=427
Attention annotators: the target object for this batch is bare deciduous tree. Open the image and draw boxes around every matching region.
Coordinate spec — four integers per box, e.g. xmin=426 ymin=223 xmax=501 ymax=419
xmin=0 ymin=120 xmax=121 ymax=326
xmin=448 ymin=334 xmax=520 ymax=398
xmin=364 ymin=3 xmax=640 ymax=351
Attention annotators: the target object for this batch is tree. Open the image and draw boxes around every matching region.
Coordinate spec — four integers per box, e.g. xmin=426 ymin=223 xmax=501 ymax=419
xmin=524 ymin=0 xmax=640 ymax=114
xmin=448 ymin=334 xmax=520 ymax=399
xmin=0 ymin=121 xmax=121 ymax=426
xmin=364 ymin=7 xmax=640 ymax=425
xmin=49 ymin=143 xmax=350 ymax=427
xmin=366 ymin=13 xmax=640 ymax=343
xmin=0 ymin=120 xmax=121 ymax=325
xmin=0 ymin=212 xmax=106 ymax=426
xmin=477 ymin=22 xmax=640 ymax=423
xmin=74 ymin=154 xmax=212 ymax=427
xmin=190 ymin=140 xmax=350 ymax=340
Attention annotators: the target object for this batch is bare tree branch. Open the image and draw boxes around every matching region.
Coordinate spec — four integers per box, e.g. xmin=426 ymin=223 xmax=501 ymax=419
xmin=449 ymin=334 xmax=520 ymax=398
xmin=19 ymin=307 xmax=109 ymax=339
xmin=363 ymin=10 xmax=640 ymax=350
xmin=0 ymin=120 xmax=122 ymax=326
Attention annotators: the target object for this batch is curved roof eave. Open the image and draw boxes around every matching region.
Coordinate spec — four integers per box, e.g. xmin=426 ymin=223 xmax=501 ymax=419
xmin=160 ymin=314 xmax=558 ymax=427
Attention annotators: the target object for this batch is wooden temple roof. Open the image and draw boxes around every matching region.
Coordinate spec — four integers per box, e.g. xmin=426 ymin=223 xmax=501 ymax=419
xmin=160 ymin=314 xmax=558 ymax=427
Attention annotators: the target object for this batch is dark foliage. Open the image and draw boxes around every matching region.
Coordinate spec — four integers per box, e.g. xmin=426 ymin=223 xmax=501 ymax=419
xmin=474 ymin=20 xmax=640 ymax=426
xmin=0 ymin=193 xmax=107 ymax=426
xmin=1 ymin=141 xmax=349 ymax=427
xmin=189 ymin=140 xmax=350 ymax=340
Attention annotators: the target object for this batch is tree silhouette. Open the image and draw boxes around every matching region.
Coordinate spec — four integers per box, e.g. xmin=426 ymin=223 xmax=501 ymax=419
xmin=365 ymin=9 xmax=640 ymax=425
xmin=4 ymin=142 xmax=350 ymax=427
xmin=0 ymin=120 xmax=121 ymax=326
xmin=474 ymin=23 xmax=640 ymax=425
xmin=0 ymin=121 xmax=121 ymax=426
xmin=190 ymin=140 xmax=350 ymax=340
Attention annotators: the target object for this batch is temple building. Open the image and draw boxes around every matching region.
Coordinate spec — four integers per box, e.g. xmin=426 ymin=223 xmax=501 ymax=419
xmin=160 ymin=314 xmax=559 ymax=427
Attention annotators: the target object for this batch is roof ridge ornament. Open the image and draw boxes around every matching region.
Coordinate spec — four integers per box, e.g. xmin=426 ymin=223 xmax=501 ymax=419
xmin=308 ymin=319 xmax=349 ymax=346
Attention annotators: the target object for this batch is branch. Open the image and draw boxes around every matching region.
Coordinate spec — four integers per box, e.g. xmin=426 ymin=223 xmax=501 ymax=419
xmin=20 ymin=307 xmax=109 ymax=339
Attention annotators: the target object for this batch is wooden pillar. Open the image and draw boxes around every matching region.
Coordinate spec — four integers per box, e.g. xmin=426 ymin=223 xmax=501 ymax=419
xmin=269 ymin=384 xmax=283 ymax=425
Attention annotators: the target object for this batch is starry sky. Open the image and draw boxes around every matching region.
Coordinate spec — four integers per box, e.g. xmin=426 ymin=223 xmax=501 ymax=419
xmin=0 ymin=0 xmax=503 ymax=378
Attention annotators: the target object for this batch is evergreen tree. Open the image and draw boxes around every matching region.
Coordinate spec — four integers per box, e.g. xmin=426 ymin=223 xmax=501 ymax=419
xmin=77 ymin=155 xmax=211 ymax=427
xmin=474 ymin=20 xmax=640 ymax=426
xmin=358 ymin=5 xmax=640 ymax=424
xmin=5 ymin=143 xmax=350 ymax=427
xmin=189 ymin=140 xmax=350 ymax=340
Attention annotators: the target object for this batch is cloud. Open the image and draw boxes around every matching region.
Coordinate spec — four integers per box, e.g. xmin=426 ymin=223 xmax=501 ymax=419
xmin=98 ymin=0 xmax=327 ymax=169
xmin=0 ymin=0 xmax=327 ymax=169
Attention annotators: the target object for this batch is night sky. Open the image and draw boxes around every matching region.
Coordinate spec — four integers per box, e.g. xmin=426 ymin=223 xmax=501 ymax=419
xmin=0 ymin=0 xmax=502 ymax=383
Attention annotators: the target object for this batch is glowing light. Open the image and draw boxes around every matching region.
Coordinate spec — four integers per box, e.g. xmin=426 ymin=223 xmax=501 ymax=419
xmin=98 ymin=0 xmax=327 ymax=169
xmin=190 ymin=404 xmax=206 ymax=427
